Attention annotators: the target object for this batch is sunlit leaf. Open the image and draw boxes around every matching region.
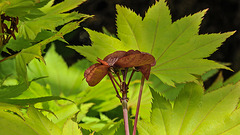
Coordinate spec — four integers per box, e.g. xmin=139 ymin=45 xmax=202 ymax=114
xmin=148 ymin=74 xmax=185 ymax=101
xmin=70 ymin=0 xmax=234 ymax=87
xmin=0 ymin=110 xmax=38 ymax=135
xmin=15 ymin=21 xmax=80 ymax=85
xmin=62 ymin=119 xmax=82 ymax=135
xmin=68 ymin=29 xmax=128 ymax=63
xmin=26 ymin=106 xmax=62 ymax=135
xmin=16 ymin=45 xmax=43 ymax=83
xmin=0 ymin=103 xmax=23 ymax=118
xmin=224 ymin=70 xmax=240 ymax=85
xmin=77 ymin=103 xmax=94 ymax=122
xmin=47 ymin=103 xmax=79 ymax=127
xmin=138 ymin=82 xmax=240 ymax=134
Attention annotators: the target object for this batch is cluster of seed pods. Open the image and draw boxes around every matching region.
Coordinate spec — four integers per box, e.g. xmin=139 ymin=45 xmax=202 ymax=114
xmin=84 ymin=50 xmax=156 ymax=101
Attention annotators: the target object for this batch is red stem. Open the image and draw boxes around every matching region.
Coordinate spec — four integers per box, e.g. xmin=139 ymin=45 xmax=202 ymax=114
xmin=0 ymin=53 xmax=18 ymax=63
xmin=127 ymin=69 xmax=135 ymax=86
xmin=108 ymin=72 xmax=121 ymax=100
xmin=116 ymin=72 xmax=122 ymax=83
xmin=133 ymin=75 xmax=145 ymax=135
xmin=108 ymin=71 xmax=120 ymax=87
xmin=121 ymin=68 xmax=130 ymax=135
xmin=122 ymin=98 xmax=130 ymax=135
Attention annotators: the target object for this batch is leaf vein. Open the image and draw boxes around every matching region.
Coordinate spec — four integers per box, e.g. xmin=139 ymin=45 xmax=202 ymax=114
xmin=153 ymin=36 xmax=224 ymax=69
xmin=190 ymin=85 xmax=237 ymax=134
xmin=218 ymin=122 xmax=240 ymax=134
xmin=122 ymin=12 xmax=139 ymax=49
xmin=177 ymin=88 xmax=193 ymax=135
xmin=150 ymin=9 xmax=161 ymax=54
xmin=155 ymin=19 xmax=195 ymax=63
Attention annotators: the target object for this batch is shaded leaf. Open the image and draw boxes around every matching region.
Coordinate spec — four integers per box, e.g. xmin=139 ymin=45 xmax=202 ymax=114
xmin=0 ymin=82 xmax=28 ymax=98
xmin=207 ymin=71 xmax=224 ymax=91
xmin=3 ymin=37 xmax=31 ymax=52
xmin=0 ymin=96 xmax=72 ymax=105
xmin=18 ymin=0 xmax=87 ymax=40
xmin=0 ymin=0 xmax=35 ymax=17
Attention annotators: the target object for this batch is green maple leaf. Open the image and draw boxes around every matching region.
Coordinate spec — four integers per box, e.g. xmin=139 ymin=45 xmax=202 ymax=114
xmin=16 ymin=0 xmax=88 ymax=40
xmin=138 ymin=82 xmax=240 ymax=134
xmin=69 ymin=0 xmax=235 ymax=86
xmin=16 ymin=21 xmax=80 ymax=84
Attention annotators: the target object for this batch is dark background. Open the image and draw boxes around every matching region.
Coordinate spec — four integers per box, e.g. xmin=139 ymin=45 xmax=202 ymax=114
xmin=55 ymin=0 xmax=240 ymax=83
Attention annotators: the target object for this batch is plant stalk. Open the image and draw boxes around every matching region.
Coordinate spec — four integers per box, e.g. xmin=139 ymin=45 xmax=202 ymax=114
xmin=133 ymin=75 xmax=145 ymax=135
xmin=0 ymin=13 xmax=3 ymax=53
xmin=122 ymin=97 xmax=130 ymax=135
xmin=121 ymin=68 xmax=130 ymax=135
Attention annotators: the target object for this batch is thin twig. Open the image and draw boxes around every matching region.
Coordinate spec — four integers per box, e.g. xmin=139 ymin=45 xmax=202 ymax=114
xmin=109 ymin=71 xmax=120 ymax=87
xmin=0 ymin=53 xmax=18 ymax=63
xmin=116 ymin=72 xmax=122 ymax=83
xmin=108 ymin=72 xmax=121 ymax=99
xmin=133 ymin=75 xmax=145 ymax=135
xmin=127 ymin=69 xmax=136 ymax=86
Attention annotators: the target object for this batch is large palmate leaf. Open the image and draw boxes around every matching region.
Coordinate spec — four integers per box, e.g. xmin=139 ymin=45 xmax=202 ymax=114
xmin=69 ymin=0 xmax=234 ymax=86
xmin=138 ymin=82 xmax=240 ymax=134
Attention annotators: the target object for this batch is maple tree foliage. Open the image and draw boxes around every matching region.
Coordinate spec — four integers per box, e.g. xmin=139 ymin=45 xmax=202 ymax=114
xmin=0 ymin=0 xmax=240 ymax=135
xmin=70 ymin=0 xmax=234 ymax=86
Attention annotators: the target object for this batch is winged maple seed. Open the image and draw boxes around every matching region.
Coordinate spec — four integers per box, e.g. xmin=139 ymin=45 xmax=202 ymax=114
xmin=84 ymin=50 xmax=156 ymax=86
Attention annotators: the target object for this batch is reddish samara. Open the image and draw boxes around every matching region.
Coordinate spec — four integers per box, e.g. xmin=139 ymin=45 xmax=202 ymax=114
xmin=84 ymin=50 xmax=156 ymax=86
